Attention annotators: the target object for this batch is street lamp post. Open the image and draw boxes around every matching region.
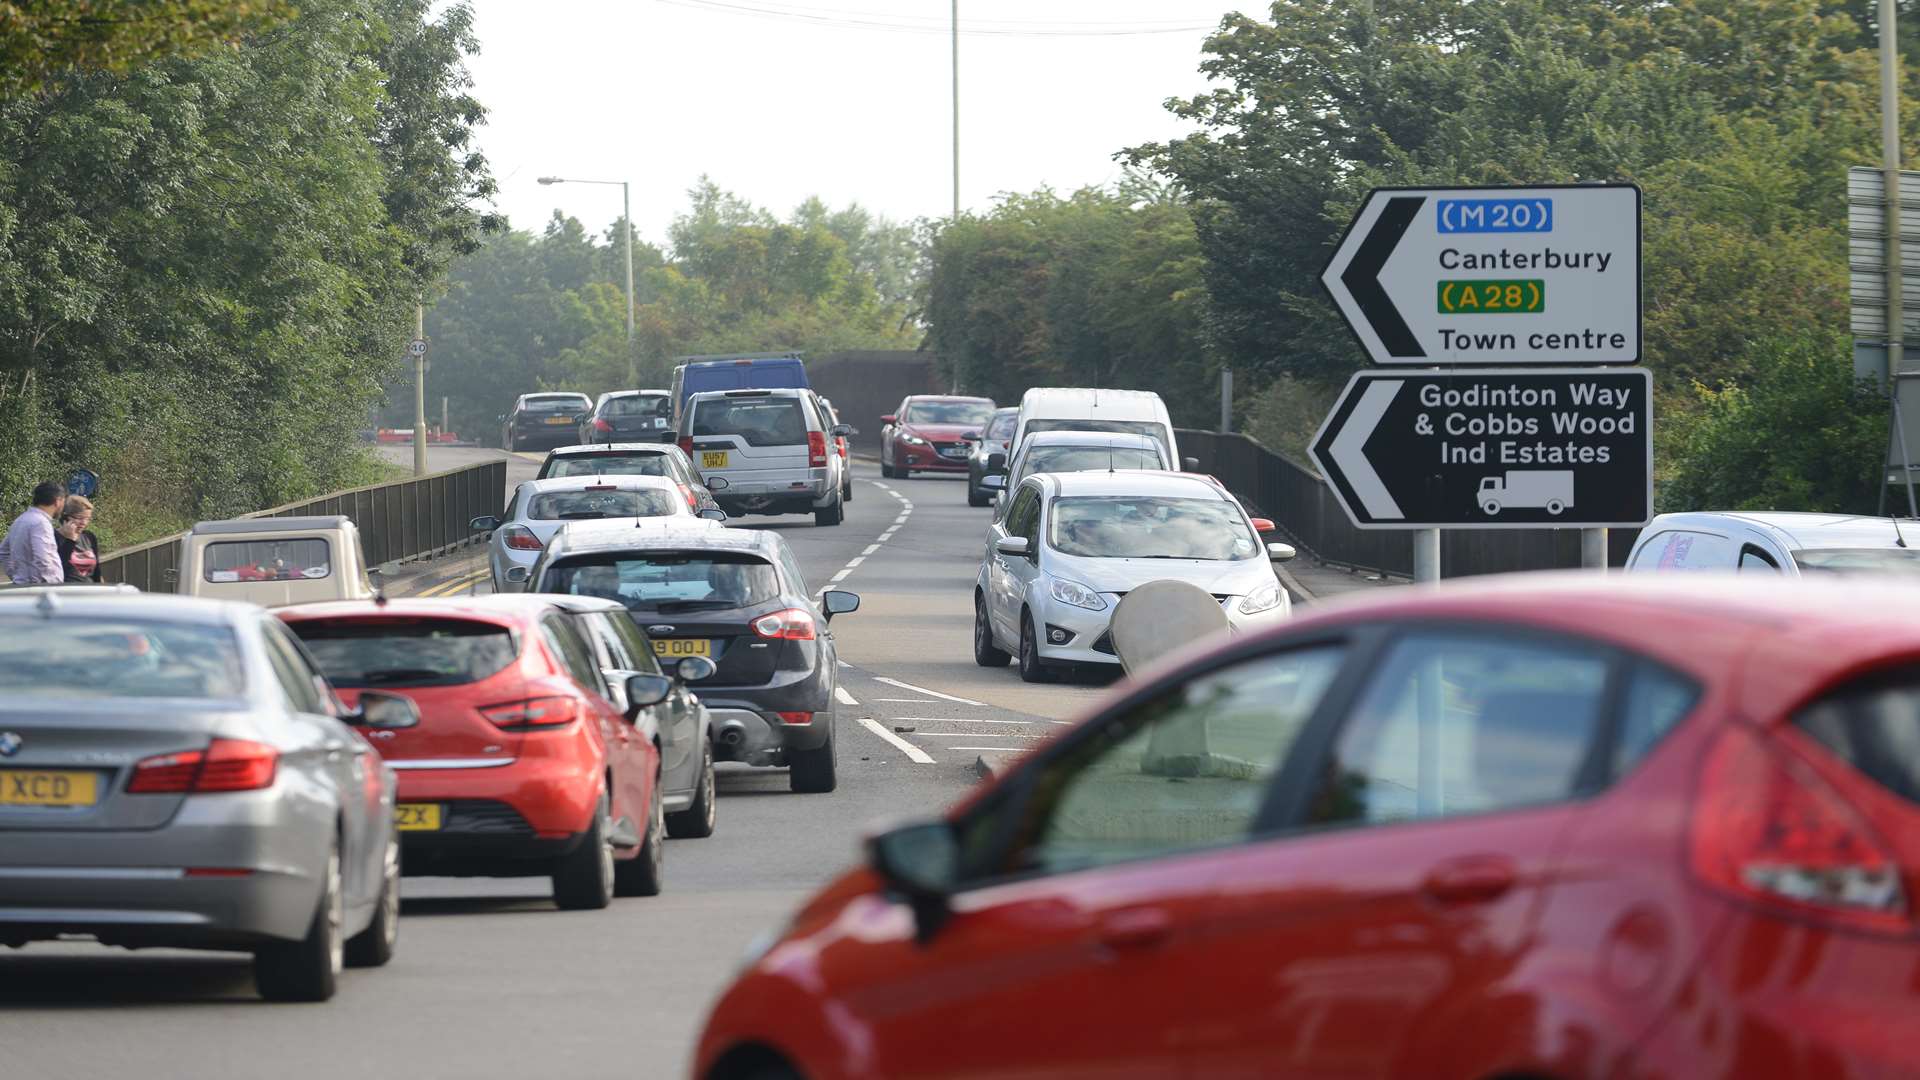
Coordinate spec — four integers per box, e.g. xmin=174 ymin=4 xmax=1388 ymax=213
xmin=538 ymin=176 xmax=637 ymax=387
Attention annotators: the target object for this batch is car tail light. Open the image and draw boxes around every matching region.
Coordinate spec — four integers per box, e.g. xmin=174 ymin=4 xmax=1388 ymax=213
xmin=128 ymin=739 xmax=279 ymax=794
xmin=592 ymin=417 xmax=612 ymax=433
xmin=836 ymin=437 xmax=848 ymax=458
xmin=500 ymin=524 xmax=543 ymax=551
xmin=808 ymin=431 xmax=828 ymax=468
xmin=753 ymin=608 xmax=816 ymax=641
xmin=776 ymin=711 xmax=812 ymax=725
xmin=679 ymin=436 xmax=695 ymax=455
xmin=1690 ymin=724 xmax=1909 ymax=933
xmin=482 ymin=696 xmax=579 ymax=731
xmin=677 ymin=482 xmax=697 ymax=510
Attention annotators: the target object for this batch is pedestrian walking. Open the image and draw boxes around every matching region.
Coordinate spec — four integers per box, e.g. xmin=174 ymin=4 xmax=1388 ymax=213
xmin=0 ymin=482 xmax=68 ymax=585
xmin=57 ymin=494 xmax=102 ymax=583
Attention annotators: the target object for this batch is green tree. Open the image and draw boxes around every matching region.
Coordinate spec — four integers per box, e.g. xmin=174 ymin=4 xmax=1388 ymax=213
xmin=0 ymin=0 xmax=294 ymax=97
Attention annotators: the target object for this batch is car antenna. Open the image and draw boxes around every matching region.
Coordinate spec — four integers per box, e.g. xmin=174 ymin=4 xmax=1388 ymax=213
xmin=1896 ymin=516 xmax=1910 ymax=549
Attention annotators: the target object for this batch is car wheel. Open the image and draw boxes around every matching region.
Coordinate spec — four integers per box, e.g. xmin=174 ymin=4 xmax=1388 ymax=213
xmin=843 ymin=478 xmax=853 ymax=501
xmin=614 ymin=784 xmax=665 ymax=897
xmin=880 ymin=458 xmax=896 ymax=479
xmin=814 ymin=495 xmax=844 ymax=527
xmin=789 ymin=720 xmax=837 ymax=794
xmin=1019 ymin=612 xmax=1054 ymax=684
xmin=967 ymin=484 xmax=989 ymax=508
xmin=551 ymin=795 xmax=615 ymax=910
xmin=254 ymin=840 xmax=344 ymax=1002
xmin=665 ymin=740 xmax=716 ymax=839
xmin=974 ymin=595 xmax=1011 ymax=667
xmin=344 ymin=836 xmax=400 ymax=968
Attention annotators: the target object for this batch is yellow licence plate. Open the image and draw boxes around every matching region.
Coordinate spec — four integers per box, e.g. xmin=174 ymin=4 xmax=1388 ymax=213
xmin=394 ymin=803 xmax=442 ymax=831
xmin=0 ymin=770 xmax=98 ymax=808
xmin=652 ymin=638 xmax=711 ymax=658
xmin=700 ymin=450 xmax=729 ymax=469
xmin=543 ymin=416 xmax=572 ymax=425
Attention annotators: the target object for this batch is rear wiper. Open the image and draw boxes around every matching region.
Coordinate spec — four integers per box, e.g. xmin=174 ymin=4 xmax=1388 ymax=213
xmin=649 ymin=599 xmax=740 ymax=612
xmin=357 ymin=668 xmax=450 ymax=684
xmin=558 ymin=512 xmax=612 ymax=519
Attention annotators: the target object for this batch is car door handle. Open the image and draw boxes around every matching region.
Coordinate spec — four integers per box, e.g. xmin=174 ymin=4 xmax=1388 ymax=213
xmin=1421 ymin=856 xmax=1517 ymax=904
xmin=1097 ymin=907 xmax=1173 ymax=951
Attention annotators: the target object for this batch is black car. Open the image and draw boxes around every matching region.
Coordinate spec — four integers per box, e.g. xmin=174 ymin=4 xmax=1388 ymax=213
xmin=527 ymin=519 xmax=859 ymax=793
xmin=964 ymin=407 xmax=1019 ymax=507
xmin=580 ymin=390 xmax=675 ymax=445
xmin=535 ymin=443 xmax=720 ymax=514
xmin=502 ymin=392 xmax=593 ymax=451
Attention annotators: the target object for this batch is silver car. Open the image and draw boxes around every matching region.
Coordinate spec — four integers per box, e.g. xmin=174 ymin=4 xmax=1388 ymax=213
xmin=472 ymin=474 xmax=725 ymax=592
xmin=984 ymin=429 xmax=1171 ymax=515
xmin=684 ymin=388 xmax=853 ymax=526
xmin=0 ymin=592 xmax=413 ymax=1001
xmin=974 ymin=471 xmax=1296 ymax=682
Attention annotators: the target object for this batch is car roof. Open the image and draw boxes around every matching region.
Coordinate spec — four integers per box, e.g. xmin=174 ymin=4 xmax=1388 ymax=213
xmin=520 ymin=474 xmax=681 ymax=495
xmin=904 ymin=395 xmax=994 ymax=404
xmin=1037 ymin=470 xmax=1224 ymax=498
xmin=192 ymin=515 xmax=352 ymax=535
xmin=686 ymin=388 xmax=809 ymax=402
xmin=1018 ymin=431 xmax=1163 ymax=451
xmin=521 ymin=392 xmax=589 ymax=402
xmin=1018 ymin=387 xmax=1169 ymax=415
xmin=0 ymin=591 xmax=253 ymax=625
xmin=1643 ymin=511 xmax=1911 ymax=550
xmin=546 ymin=443 xmax=677 ymax=456
xmin=545 ymin=517 xmax=770 ymax=557
xmin=278 ymin=594 xmax=564 ymax=626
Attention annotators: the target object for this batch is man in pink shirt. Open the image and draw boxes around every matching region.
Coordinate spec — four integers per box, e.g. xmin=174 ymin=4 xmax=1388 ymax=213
xmin=1 ymin=482 xmax=68 ymax=585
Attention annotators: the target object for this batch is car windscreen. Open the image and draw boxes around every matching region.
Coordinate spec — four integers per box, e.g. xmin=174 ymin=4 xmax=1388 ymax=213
xmin=604 ymin=395 xmax=671 ymax=419
xmin=906 ymin=400 xmax=996 ymax=426
xmin=1023 ymin=418 xmax=1170 ymax=456
xmin=204 ymin=538 xmax=332 ymax=582
xmin=986 ymin=412 xmax=1018 ymax=439
xmin=1791 ymin=549 xmax=1920 ymax=576
xmin=1048 ymin=496 xmax=1259 ymax=561
xmin=0 ymin=618 xmax=245 ymax=699
xmin=690 ymin=398 xmax=807 ymax=447
xmin=524 ymin=395 xmax=587 ymax=413
xmin=1019 ymin=446 xmax=1163 ymax=482
xmin=289 ymin=617 xmax=517 ymax=688
xmin=542 ymin=552 xmax=780 ymax=613
xmin=541 ymin=453 xmax=671 ymax=480
xmin=528 ymin=489 xmax=680 ymax=521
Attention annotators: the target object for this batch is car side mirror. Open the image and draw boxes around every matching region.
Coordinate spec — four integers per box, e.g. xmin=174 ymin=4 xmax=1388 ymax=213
xmin=623 ymin=673 xmax=674 ymax=719
xmin=470 ymin=515 xmax=500 ymax=533
xmin=1181 ymin=456 xmax=1200 ymax=471
xmin=705 ymin=476 xmax=729 ymax=490
xmin=1250 ymin=517 xmax=1276 ymax=534
xmin=961 ymin=431 xmax=981 ymax=442
xmin=504 ymin=566 xmax=530 ymax=585
xmin=698 ymin=508 xmax=728 ymax=521
xmin=821 ymin=589 xmax=860 ymax=620
xmin=981 ymin=474 xmax=1007 ymax=491
xmin=1267 ymin=542 xmax=1297 ymax=562
xmin=869 ymin=820 xmax=960 ymax=943
xmin=994 ymin=536 xmax=1030 ymax=558
xmin=354 ymin=690 xmax=420 ymax=729
xmin=829 ymin=424 xmax=854 ymax=438
xmin=676 ymin=655 xmax=717 ymax=682
xmin=881 ymin=414 xmax=897 ymax=425
xmin=986 ymin=452 xmax=1007 ymax=472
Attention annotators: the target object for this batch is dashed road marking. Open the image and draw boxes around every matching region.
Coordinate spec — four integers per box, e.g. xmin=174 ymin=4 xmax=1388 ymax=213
xmin=818 ymin=478 xmax=912 ymax=596
xmin=887 ymin=716 xmax=1070 ymax=726
xmin=873 ymin=676 xmax=988 ymax=708
xmin=833 ymin=686 xmax=859 ymax=707
xmin=855 ymin=717 xmax=936 ymax=764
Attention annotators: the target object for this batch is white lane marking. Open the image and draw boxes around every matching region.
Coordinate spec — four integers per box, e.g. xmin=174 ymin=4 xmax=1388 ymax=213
xmin=846 ymin=556 xmax=865 ymax=568
xmin=888 ymin=717 xmax=1049 ymax=726
xmin=834 ymin=686 xmax=859 ymax=707
xmin=818 ymin=477 xmax=912 ymax=594
xmin=862 ymin=544 xmax=881 ymax=556
xmin=873 ymin=482 xmax=893 ymax=492
xmin=831 ymin=568 xmax=853 ymax=583
xmin=856 ymin=717 xmax=935 ymax=764
xmin=873 ymin=676 xmax=988 ymax=707
xmin=949 ymin=746 xmax=1031 ymax=752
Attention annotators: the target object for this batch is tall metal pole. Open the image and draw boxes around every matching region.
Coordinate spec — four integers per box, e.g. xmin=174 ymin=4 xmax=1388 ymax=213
xmin=413 ymin=302 xmax=428 ymax=477
xmin=1413 ymin=528 xmax=1441 ymax=584
xmin=1219 ymin=368 xmax=1233 ymax=433
xmin=1581 ymin=528 xmax=1609 ymax=572
xmin=952 ymin=0 xmax=960 ymax=216
xmin=1886 ymin=0 xmax=1905 ymax=385
xmin=622 ymin=181 xmax=637 ymax=388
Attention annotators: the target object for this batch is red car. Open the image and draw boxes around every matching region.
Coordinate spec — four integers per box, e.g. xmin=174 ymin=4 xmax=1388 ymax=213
xmin=879 ymin=395 xmax=996 ymax=478
xmin=697 ymin=575 xmax=1920 ymax=1079
xmin=280 ymin=595 xmax=670 ymax=910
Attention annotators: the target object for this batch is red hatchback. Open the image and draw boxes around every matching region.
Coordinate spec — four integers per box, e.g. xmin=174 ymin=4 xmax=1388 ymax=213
xmin=697 ymin=575 xmax=1920 ymax=1079
xmin=879 ymin=395 xmax=996 ymax=478
xmin=280 ymin=595 xmax=668 ymax=910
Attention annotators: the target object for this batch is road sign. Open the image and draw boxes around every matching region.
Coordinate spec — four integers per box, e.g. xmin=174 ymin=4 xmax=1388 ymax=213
xmin=407 ymin=338 xmax=429 ymax=359
xmin=1321 ymin=184 xmax=1641 ymax=366
xmin=1308 ymin=367 xmax=1652 ymax=530
xmin=1848 ymin=166 xmax=1920 ymax=342
xmin=65 ymin=468 xmax=98 ymax=499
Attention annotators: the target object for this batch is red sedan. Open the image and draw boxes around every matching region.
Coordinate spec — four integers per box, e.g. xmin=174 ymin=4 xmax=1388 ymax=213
xmin=696 ymin=574 xmax=1920 ymax=1079
xmin=280 ymin=595 xmax=669 ymax=910
xmin=879 ymin=395 xmax=996 ymax=477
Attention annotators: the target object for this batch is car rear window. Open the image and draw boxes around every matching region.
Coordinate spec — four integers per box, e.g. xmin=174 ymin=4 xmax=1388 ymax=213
xmin=987 ymin=412 xmax=1018 ymax=439
xmin=1049 ymin=496 xmax=1258 ymax=561
xmin=525 ymin=395 xmax=587 ymax=413
xmin=605 ymin=395 xmax=671 ymax=419
xmin=541 ymin=453 xmax=671 ymax=480
xmin=0 ymin=617 xmax=245 ymax=700
xmin=542 ymin=552 xmax=780 ymax=612
xmin=905 ymin=400 xmax=996 ymax=426
xmin=1795 ymin=669 xmax=1920 ymax=806
xmin=1020 ymin=445 xmax=1163 ymax=480
xmin=204 ymin=538 xmax=332 ymax=582
xmin=528 ymin=489 xmax=680 ymax=521
xmin=1791 ymin=549 xmax=1920 ymax=576
xmin=288 ymin=618 xmax=517 ymax=688
xmin=690 ymin=398 xmax=807 ymax=447
xmin=1024 ymin=418 xmax=1167 ymax=449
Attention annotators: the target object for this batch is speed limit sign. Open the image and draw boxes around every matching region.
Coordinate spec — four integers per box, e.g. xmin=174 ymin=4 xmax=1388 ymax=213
xmin=407 ymin=338 xmax=429 ymax=359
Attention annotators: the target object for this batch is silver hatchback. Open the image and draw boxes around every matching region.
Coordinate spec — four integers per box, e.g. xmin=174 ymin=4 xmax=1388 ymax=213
xmin=0 ymin=592 xmax=413 ymax=1001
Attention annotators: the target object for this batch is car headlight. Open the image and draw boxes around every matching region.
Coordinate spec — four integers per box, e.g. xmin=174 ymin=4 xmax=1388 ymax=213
xmin=901 ymin=433 xmax=930 ymax=447
xmin=1239 ymin=580 xmax=1285 ymax=614
xmin=1050 ymin=577 xmax=1107 ymax=611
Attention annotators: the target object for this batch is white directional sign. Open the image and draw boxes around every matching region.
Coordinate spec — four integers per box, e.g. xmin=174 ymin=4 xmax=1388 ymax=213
xmin=1321 ymin=184 xmax=1641 ymax=366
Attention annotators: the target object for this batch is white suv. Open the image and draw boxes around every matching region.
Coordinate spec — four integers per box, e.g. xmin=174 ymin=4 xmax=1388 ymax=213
xmin=682 ymin=388 xmax=851 ymax=526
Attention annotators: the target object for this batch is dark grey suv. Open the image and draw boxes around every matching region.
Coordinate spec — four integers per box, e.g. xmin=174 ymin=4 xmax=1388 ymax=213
xmin=526 ymin=518 xmax=858 ymax=793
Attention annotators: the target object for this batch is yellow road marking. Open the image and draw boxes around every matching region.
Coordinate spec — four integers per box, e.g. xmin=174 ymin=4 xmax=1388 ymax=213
xmin=413 ymin=568 xmax=488 ymax=598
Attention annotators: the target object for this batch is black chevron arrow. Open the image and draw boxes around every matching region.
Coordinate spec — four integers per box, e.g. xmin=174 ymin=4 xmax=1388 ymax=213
xmin=1342 ymin=195 xmax=1425 ymax=358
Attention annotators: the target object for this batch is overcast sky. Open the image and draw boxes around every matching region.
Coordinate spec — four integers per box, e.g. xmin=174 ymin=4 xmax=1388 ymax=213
xmin=460 ymin=0 xmax=1256 ymax=248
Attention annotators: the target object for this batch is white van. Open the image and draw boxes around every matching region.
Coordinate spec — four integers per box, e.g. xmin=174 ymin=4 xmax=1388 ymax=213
xmin=1011 ymin=388 xmax=1190 ymax=469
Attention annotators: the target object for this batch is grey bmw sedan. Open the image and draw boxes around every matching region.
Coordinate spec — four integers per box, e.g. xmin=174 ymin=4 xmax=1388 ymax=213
xmin=0 ymin=592 xmax=414 ymax=1001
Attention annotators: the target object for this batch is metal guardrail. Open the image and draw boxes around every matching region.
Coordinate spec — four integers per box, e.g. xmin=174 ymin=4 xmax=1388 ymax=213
xmin=99 ymin=460 xmax=507 ymax=593
xmin=1177 ymin=429 xmax=1638 ymax=578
